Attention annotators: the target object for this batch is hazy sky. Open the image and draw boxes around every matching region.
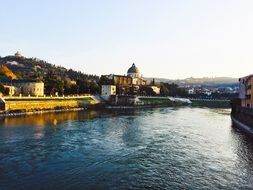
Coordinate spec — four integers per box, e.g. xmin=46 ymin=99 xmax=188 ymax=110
xmin=0 ymin=0 xmax=253 ymax=79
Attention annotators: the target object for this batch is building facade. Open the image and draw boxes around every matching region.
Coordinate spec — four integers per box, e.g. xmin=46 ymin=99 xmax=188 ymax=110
xmin=101 ymin=63 xmax=161 ymax=96
xmin=239 ymin=75 xmax=253 ymax=107
xmin=102 ymin=63 xmax=147 ymax=87
xmin=101 ymin=85 xmax=116 ymax=96
xmin=127 ymin=63 xmax=147 ymax=85
xmin=1 ymin=79 xmax=45 ymax=97
xmin=3 ymin=85 xmax=15 ymax=96
xmin=112 ymin=75 xmax=132 ymax=86
xmin=14 ymin=80 xmax=44 ymax=96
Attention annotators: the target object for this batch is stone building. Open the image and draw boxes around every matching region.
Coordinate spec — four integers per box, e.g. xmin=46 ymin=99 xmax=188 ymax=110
xmin=14 ymin=80 xmax=44 ymax=96
xmin=1 ymin=79 xmax=44 ymax=96
xmin=101 ymin=85 xmax=116 ymax=96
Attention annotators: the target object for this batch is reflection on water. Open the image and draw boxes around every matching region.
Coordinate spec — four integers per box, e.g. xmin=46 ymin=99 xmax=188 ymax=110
xmin=1 ymin=107 xmax=253 ymax=189
xmin=0 ymin=110 xmax=101 ymax=127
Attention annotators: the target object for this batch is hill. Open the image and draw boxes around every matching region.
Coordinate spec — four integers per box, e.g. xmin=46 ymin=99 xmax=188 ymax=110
xmin=145 ymin=76 xmax=238 ymax=87
xmin=0 ymin=53 xmax=100 ymax=95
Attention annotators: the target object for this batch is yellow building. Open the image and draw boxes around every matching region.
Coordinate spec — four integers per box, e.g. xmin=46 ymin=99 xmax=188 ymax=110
xmin=113 ymin=75 xmax=132 ymax=86
xmin=3 ymin=85 xmax=15 ymax=96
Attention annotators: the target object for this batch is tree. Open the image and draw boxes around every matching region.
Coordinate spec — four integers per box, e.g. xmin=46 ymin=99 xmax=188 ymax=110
xmin=139 ymin=86 xmax=156 ymax=96
xmin=98 ymin=76 xmax=113 ymax=85
xmin=160 ymin=83 xmax=169 ymax=96
xmin=160 ymin=82 xmax=187 ymax=97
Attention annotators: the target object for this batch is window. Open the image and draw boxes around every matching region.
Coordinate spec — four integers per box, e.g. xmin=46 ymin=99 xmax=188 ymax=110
xmin=246 ymin=94 xmax=251 ymax=99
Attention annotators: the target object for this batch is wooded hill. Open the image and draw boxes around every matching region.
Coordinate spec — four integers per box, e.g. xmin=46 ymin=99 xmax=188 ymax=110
xmin=0 ymin=55 xmax=100 ymax=95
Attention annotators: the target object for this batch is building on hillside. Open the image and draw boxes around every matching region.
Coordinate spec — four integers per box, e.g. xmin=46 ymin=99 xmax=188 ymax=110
xmin=1 ymin=79 xmax=44 ymax=96
xmin=14 ymin=51 xmax=23 ymax=58
xmin=187 ymin=88 xmax=195 ymax=95
xmin=14 ymin=80 xmax=44 ymax=96
xmin=238 ymin=75 xmax=253 ymax=107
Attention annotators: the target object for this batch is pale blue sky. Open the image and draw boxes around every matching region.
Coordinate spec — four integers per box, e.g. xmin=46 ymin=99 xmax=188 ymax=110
xmin=0 ymin=0 xmax=253 ymax=79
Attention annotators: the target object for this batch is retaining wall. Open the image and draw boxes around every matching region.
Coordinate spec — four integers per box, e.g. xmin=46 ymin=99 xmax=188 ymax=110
xmin=1 ymin=96 xmax=98 ymax=112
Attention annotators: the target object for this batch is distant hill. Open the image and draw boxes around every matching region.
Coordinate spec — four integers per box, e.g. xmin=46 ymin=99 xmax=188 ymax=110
xmin=145 ymin=77 xmax=238 ymax=86
xmin=0 ymin=53 xmax=100 ymax=94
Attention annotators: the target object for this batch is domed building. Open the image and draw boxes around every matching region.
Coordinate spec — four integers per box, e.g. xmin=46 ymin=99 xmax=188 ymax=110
xmin=127 ymin=63 xmax=141 ymax=78
xmin=101 ymin=63 xmax=148 ymax=97
xmin=127 ymin=63 xmax=146 ymax=85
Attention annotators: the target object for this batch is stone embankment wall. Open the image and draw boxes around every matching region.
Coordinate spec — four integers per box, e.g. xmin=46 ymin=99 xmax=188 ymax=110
xmin=190 ymin=99 xmax=230 ymax=108
xmin=0 ymin=96 xmax=100 ymax=112
xmin=231 ymin=105 xmax=253 ymax=127
xmin=138 ymin=97 xmax=177 ymax=106
xmin=108 ymin=96 xmax=191 ymax=107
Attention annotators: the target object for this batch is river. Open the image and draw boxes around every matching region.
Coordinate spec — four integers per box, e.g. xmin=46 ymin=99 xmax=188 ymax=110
xmin=0 ymin=107 xmax=253 ymax=190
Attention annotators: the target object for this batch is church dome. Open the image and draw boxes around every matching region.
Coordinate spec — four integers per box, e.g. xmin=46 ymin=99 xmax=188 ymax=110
xmin=127 ymin=63 xmax=140 ymax=74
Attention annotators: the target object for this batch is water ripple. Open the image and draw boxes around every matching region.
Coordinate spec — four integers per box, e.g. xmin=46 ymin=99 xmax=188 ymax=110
xmin=0 ymin=108 xmax=253 ymax=189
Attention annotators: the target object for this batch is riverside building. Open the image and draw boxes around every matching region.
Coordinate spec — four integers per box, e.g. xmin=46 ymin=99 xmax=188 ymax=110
xmin=101 ymin=63 xmax=160 ymax=97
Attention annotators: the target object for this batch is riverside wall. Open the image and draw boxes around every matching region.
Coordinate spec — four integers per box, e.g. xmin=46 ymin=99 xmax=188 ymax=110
xmin=108 ymin=95 xmax=191 ymax=107
xmin=231 ymin=104 xmax=253 ymax=128
xmin=190 ymin=99 xmax=230 ymax=108
xmin=0 ymin=96 xmax=100 ymax=112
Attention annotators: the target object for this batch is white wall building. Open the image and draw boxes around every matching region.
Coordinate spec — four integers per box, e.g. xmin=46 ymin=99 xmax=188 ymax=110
xmin=101 ymin=85 xmax=116 ymax=96
xmin=151 ymin=86 xmax=160 ymax=95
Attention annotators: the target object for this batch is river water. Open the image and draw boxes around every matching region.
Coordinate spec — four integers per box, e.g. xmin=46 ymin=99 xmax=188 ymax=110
xmin=0 ymin=107 xmax=253 ymax=190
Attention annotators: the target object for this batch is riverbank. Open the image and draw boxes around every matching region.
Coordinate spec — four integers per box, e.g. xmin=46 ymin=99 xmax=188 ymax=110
xmin=230 ymin=99 xmax=253 ymax=135
xmin=0 ymin=95 xmax=231 ymax=117
xmin=190 ymin=99 xmax=230 ymax=108
xmin=0 ymin=96 xmax=102 ymax=114
xmin=231 ymin=116 xmax=253 ymax=135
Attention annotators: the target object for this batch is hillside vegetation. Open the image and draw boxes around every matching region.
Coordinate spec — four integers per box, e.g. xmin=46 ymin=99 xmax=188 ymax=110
xmin=0 ymin=55 xmax=100 ymax=95
xmin=0 ymin=65 xmax=17 ymax=79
